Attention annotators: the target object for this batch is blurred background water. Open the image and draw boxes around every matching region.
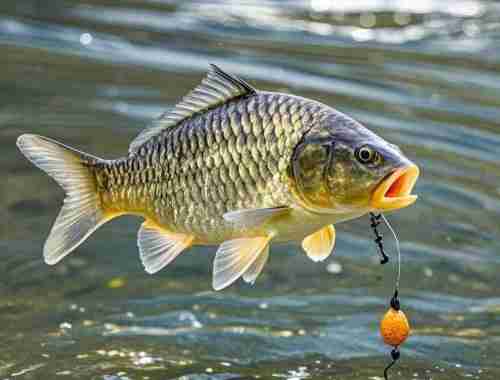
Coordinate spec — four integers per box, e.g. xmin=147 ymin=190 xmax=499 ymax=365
xmin=1 ymin=0 xmax=500 ymax=379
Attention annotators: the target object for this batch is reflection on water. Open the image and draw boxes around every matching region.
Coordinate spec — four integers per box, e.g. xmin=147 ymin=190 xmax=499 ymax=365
xmin=1 ymin=0 xmax=500 ymax=379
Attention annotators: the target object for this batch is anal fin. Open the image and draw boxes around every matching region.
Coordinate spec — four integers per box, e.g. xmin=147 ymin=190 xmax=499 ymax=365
xmin=302 ymin=225 xmax=336 ymax=262
xmin=213 ymin=235 xmax=272 ymax=291
xmin=138 ymin=220 xmax=194 ymax=274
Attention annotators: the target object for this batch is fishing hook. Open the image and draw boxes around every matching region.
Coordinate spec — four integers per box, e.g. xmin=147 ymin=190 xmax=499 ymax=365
xmin=370 ymin=212 xmax=389 ymax=264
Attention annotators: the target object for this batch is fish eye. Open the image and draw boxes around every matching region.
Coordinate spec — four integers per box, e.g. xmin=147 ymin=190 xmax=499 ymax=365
xmin=355 ymin=145 xmax=380 ymax=165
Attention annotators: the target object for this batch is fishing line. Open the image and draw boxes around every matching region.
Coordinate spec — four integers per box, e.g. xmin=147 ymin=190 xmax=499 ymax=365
xmin=380 ymin=213 xmax=401 ymax=292
xmin=369 ymin=212 xmax=409 ymax=380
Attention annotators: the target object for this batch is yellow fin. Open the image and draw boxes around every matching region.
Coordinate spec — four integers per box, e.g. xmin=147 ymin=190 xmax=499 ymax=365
xmin=213 ymin=235 xmax=272 ymax=291
xmin=138 ymin=220 xmax=194 ymax=274
xmin=302 ymin=225 xmax=336 ymax=262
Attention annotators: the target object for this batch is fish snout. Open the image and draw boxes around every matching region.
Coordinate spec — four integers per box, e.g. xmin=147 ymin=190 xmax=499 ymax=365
xmin=370 ymin=164 xmax=419 ymax=211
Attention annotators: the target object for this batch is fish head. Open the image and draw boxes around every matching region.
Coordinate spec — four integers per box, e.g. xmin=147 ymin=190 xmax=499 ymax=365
xmin=291 ymin=112 xmax=419 ymax=214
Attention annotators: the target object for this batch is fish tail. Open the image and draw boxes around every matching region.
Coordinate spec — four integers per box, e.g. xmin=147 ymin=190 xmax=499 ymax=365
xmin=16 ymin=134 xmax=113 ymax=265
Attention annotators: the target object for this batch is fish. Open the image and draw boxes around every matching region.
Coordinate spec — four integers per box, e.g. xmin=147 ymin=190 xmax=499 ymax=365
xmin=16 ymin=64 xmax=419 ymax=290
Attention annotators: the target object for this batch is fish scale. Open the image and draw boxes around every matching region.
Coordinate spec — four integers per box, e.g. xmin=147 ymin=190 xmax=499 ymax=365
xmin=98 ymin=92 xmax=327 ymax=242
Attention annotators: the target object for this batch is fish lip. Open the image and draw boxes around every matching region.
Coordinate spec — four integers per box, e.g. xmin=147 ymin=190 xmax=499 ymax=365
xmin=370 ymin=164 xmax=420 ymax=211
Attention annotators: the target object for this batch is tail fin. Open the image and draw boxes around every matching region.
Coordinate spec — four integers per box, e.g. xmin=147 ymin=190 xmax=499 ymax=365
xmin=16 ymin=134 xmax=110 ymax=265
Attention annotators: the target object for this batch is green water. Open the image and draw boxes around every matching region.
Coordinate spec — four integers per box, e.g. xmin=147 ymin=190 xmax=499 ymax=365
xmin=1 ymin=0 xmax=500 ymax=379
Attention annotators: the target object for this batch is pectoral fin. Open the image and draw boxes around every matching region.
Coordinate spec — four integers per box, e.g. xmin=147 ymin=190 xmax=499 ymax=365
xmin=223 ymin=206 xmax=291 ymax=228
xmin=213 ymin=236 xmax=272 ymax=290
xmin=138 ymin=220 xmax=194 ymax=274
xmin=302 ymin=225 xmax=336 ymax=262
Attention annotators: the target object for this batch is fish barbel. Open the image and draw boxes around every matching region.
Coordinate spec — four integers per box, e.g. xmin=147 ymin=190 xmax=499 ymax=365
xmin=17 ymin=65 xmax=419 ymax=290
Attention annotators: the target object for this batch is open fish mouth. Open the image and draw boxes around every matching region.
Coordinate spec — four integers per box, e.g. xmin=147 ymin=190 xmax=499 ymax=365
xmin=371 ymin=164 xmax=420 ymax=211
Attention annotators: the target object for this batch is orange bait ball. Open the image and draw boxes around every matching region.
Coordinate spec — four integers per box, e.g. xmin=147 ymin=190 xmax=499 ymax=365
xmin=380 ymin=307 xmax=410 ymax=347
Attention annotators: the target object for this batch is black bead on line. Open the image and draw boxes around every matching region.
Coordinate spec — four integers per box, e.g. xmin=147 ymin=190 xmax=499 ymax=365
xmin=390 ymin=289 xmax=400 ymax=311
xmin=384 ymin=348 xmax=401 ymax=380
xmin=370 ymin=212 xmax=389 ymax=264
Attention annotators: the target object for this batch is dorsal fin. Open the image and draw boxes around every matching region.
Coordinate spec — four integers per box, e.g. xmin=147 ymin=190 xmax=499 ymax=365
xmin=129 ymin=64 xmax=257 ymax=153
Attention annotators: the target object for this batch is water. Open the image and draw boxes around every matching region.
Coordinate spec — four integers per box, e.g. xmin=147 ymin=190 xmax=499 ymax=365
xmin=1 ymin=0 xmax=500 ymax=379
